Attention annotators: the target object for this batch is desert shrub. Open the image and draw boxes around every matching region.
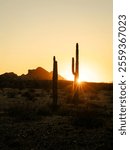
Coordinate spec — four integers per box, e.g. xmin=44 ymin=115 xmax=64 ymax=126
xmin=86 ymin=92 xmax=100 ymax=101
xmin=72 ymin=108 xmax=105 ymax=129
xmin=6 ymin=100 xmax=55 ymax=121
xmin=65 ymin=94 xmax=73 ymax=104
xmin=56 ymin=105 xmax=74 ymax=116
xmin=7 ymin=102 xmax=39 ymax=121
xmin=37 ymin=105 xmax=52 ymax=116
xmin=6 ymin=89 xmax=18 ymax=98
xmin=56 ymin=104 xmax=86 ymax=116
xmin=7 ymin=91 xmax=16 ymax=98
xmin=0 ymin=88 xmax=4 ymax=95
xmin=22 ymin=89 xmax=36 ymax=101
xmin=65 ymin=94 xmax=85 ymax=105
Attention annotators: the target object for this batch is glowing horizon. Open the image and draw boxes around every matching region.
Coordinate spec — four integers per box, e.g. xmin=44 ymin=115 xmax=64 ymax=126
xmin=0 ymin=0 xmax=112 ymax=83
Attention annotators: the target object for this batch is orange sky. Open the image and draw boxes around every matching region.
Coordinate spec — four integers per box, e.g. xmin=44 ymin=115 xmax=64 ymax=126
xmin=0 ymin=0 xmax=112 ymax=82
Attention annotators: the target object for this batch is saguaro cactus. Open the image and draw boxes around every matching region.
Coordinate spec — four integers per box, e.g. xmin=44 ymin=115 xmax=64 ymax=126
xmin=52 ymin=56 xmax=58 ymax=107
xmin=72 ymin=43 xmax=79 ymax=87
xmin=72 ymin=43 xmax=79 ymax=101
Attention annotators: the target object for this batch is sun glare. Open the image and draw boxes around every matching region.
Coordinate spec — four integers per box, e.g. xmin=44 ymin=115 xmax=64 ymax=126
xmin=62 ymin=65 xmax=102 ymax=82
xmin=77 ymin=79 xmax=81 ymax=84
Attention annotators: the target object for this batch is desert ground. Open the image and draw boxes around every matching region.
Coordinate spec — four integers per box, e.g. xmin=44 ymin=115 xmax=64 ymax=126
xmin=0 ymin=81 xmax=113 ymax=150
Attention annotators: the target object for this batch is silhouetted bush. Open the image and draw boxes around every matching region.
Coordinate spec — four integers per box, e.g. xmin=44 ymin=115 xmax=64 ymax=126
xmin=37 ymin=105 xmax=52 ymax=116
xmin=72 ymin=110 xmax=105 ymax=128
xmin=22 ymin=89 xmax=36 ymax=101
xmin=71 ymin=105 xmax=105 ymax=129
xmin=7 ymin=91 xmax=16 ymax=98
xmin=7 ymin=102 xmax=39 ymax=121
xmin=6 ymin=101 xmax=55 ymax=122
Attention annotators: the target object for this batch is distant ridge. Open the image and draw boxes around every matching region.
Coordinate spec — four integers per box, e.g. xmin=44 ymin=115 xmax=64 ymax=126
xmin=0 ymin=72 xmax=18 ymax=80
xmin=0 ymin=67 xmax=65 ymax=80
xmin=22 ymin=67 xmax=51 ymax=80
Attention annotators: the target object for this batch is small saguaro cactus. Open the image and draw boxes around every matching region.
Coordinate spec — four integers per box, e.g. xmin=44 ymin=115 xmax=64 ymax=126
xmin=72 ymin=43 xmax=79 ymax=101
xmin=52 ymin=56 xmax=58 ymax=107
xmin=72 ymin=43 xmax=79 ymax=85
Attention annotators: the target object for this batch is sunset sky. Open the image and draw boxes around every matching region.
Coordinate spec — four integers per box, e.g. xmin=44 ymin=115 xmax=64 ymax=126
xmin=0 ymin=0 xmax=112 ymax=82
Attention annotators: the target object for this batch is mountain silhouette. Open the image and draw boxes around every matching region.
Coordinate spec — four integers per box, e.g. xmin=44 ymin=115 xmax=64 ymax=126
xmin=25 ymin=67 xmax=51 ymax=80
xmin=0 ymin=67 xmax=65 ymax=80
xmin=0 ymin=72 xmax=18 ymax=80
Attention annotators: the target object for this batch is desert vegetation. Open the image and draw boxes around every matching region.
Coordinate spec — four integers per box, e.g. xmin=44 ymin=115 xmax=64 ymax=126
xmin=0 ymin=81 xmax=113 ymax=150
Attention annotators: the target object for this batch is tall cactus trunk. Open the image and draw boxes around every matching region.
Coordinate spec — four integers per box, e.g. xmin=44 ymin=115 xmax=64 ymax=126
xmin=52 ymin=56 xmax=58 ymax=108
xmin=76 ymin=43 xmax=79 ymax=83
xmin=72 ymin=43 xmax=79 ymax=102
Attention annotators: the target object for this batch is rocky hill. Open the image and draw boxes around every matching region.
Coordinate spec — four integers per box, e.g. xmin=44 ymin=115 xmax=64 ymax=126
xmin=0 ymin=67 xmax=65 ymax=80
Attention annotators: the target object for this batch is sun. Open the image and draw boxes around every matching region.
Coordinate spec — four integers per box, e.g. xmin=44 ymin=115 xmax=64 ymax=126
xmin=77 ymin=78 xmax=82 ymax=84
xmin=61 ymin=64 xmax=102 ymax=82
xmin=62 ymin=67 xmax=89 ymax=82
